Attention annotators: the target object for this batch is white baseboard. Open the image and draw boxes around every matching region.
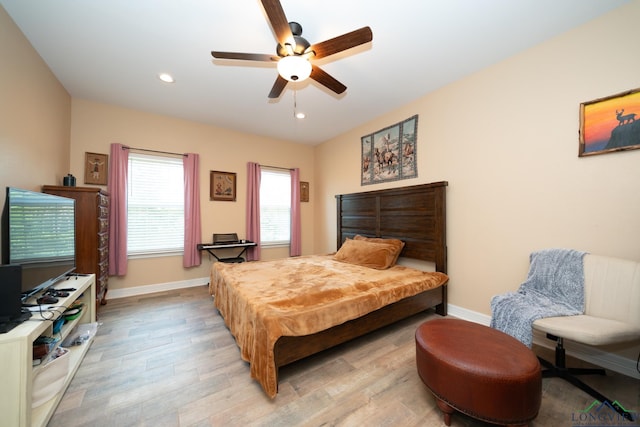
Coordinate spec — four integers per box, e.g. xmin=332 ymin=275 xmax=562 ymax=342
xmin=447 ymin=303 xmax=640 ymax=380
xmin=447 ymin=304 xmax=492 ymax=326
xmin=107 ymin=277 xmax=209 ymax=300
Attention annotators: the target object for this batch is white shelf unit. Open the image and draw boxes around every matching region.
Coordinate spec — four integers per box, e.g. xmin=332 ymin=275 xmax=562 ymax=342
xmin=0 ymin=274 xmax=96 ymax=427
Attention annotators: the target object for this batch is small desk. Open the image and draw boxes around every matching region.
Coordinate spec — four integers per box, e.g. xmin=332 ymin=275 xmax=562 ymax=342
xmin=197 ymin=240 xmax=257 ymax=263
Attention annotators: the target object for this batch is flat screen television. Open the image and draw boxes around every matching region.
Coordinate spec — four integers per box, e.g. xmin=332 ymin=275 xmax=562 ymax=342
xmin=2 ymin=187 xmax=76 ymax=301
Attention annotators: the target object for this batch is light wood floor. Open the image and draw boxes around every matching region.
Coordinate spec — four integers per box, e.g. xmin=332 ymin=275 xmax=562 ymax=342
xmin=49 ymin=285 xmax=639 ymax=427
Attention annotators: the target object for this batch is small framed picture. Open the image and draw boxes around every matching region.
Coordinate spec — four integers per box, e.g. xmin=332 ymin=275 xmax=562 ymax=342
xmin=579 ymin=88 xmax=640 ymax=157
xmin=84 ymin=152 xmax=108 ymax=185
xmin=300 ymin=181 xmax=309 ymax=202
xmin=210 ymin=171 xmax=236 ymax=201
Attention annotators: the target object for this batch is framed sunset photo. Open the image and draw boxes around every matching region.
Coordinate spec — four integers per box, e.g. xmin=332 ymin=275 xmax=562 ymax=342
xmin=579 ymin=88 xmax=640 ymax=157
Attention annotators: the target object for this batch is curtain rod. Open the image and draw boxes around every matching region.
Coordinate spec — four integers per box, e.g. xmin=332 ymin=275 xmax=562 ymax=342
xmin=261 ymin=164 xmax=294 ymax=171
xmin=123 ymin=145 xmax=187 ymax=157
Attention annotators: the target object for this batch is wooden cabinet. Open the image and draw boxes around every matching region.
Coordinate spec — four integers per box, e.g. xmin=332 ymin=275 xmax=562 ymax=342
xmin=0 ymin=274 xmax=96 ymax=427
xmin=42 ymin=186 xmax=109 ymax=308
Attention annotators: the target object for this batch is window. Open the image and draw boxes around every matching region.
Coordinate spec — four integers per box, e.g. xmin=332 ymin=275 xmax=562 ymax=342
xmin=260 ymin=168 xmax=291 ymax=246
xmin=127 ymin=153 xmax=184 ymax=256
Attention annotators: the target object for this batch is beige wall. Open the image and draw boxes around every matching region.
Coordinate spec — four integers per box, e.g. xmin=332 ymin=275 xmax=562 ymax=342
xmin=1 ymin=3 xmax=315 ymax=292
xmin=315 ymin=3 xmax=640 ymax=367
xmin=2 ymin=2 xmax=639 ymax=371
xmin=69 ymin=99 xmax=315 ymax=290
xmin=2 ymin=2 xmax=639 ymax=342
xmin=0 ymin=6 xmax=71 ymax=254
xmin=315 ymin=2 xmax=640 ymax=315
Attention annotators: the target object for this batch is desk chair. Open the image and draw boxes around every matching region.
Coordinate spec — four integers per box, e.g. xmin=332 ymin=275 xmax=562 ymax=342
xmin=532 ymin=253 xmax=640 ymax=421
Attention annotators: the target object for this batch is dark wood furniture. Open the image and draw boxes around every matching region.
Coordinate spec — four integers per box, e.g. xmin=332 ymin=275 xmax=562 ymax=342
xmin=42 ymin=186 xmax=109 ymax=309
xmin=273 ymin=182 xmax=448 ymax=380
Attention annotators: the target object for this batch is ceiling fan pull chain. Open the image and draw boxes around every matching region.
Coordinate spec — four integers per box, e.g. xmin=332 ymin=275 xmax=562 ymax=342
xmin=293 ymin=85 xmax=305 ymax=119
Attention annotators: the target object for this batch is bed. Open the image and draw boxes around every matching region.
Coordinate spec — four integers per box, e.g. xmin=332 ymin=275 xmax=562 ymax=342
xmin=209 ymin=181 xmax=449 ymax=398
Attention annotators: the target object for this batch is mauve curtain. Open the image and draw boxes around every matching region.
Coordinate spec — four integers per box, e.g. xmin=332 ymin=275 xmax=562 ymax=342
xmin=246 ymin=162 xmax=261 ymax=261
xmin=183 ymin=154 xmax=201 ymax=267
xmin=108 ymin=143 xmax=129 ymax=276
xmin=290 ymin=168 xmax=301 ymax=257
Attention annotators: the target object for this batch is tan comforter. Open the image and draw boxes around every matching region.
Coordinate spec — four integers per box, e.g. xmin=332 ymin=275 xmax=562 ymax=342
xmin=209 ymin=254 xmax=448 ymax=398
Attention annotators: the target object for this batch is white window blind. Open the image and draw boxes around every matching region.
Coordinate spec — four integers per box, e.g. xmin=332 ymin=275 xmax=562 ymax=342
xmin=127 ymin=153 xmax=184 ymax=255
xmin=260 ymin=169 xmax=291 ymax=245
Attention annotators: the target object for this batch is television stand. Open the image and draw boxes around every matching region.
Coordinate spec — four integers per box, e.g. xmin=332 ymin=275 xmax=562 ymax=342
xmin=0 ymin=274 xmax=96 ymax=427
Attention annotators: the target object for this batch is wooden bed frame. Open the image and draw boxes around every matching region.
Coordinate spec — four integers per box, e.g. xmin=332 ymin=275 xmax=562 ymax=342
xmin=274 ymin=181 xmax=448 ymax=371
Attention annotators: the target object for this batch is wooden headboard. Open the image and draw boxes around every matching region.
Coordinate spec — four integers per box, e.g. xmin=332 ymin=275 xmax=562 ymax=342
xmin=336 ymin=181 xmax=448 ymax=273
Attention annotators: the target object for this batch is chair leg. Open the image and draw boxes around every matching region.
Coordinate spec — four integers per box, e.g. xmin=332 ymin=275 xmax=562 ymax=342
xmin=539 ymin=335 xmax=634 ymax=422
xmin=546 ymin=334 xmax=606 ymax=375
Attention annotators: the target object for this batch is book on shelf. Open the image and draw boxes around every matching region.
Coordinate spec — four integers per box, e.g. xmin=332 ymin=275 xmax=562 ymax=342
xmin=32 ymin=336 xmax=60 ymax=366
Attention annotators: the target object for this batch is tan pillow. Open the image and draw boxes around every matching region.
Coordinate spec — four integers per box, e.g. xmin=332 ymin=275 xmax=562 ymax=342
xmin=353 ymin=235 xmax=405 ymax=265
xmin=334 ymin=238 xmax=400 ymax=269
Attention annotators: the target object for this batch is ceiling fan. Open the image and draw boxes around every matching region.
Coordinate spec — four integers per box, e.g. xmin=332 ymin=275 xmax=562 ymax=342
xmin=211 ymin=0 xmax=373 ymax=99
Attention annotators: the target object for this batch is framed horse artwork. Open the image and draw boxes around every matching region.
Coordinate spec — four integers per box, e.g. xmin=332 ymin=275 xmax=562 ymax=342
xmin=361 ymin=115 xmax=418 ymax=185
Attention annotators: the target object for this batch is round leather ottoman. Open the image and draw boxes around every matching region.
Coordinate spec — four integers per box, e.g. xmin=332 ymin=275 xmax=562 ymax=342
xmin=415 ymin=318 xmax=541 ymax=427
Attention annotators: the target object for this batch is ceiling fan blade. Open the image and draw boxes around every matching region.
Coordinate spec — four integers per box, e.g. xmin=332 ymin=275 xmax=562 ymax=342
xmin=310 ymin=65 xmax=347 ymax=95
xmin=260 ymin=0 xmax=293 ymax=45
xmin=268 ymin=75 xmax=288 ymax=99
xmin=211 ymin=51 xmax=277 ymax=62
xmin=309 ymin=26 xmax=373 ymax=59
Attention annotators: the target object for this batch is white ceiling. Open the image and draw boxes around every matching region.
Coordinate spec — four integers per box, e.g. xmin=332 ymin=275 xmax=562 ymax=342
xmin=1 ymin=0 xmax=629 ymax=145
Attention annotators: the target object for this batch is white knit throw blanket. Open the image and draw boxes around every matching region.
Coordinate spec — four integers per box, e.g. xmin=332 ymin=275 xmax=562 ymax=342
xmin=490 ymin=248 xmax=586 ymax=347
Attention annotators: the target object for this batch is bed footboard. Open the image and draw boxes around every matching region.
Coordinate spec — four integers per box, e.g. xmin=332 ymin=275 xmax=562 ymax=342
xmin=274 ymin=284 xmax=446 ymax=369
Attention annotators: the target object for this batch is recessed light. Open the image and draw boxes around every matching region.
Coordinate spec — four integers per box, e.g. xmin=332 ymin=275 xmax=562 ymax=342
xmin=158 ymin=73 xmax=175 ymax=83
xmin=295 ymin=112 xmax=306 ymax=119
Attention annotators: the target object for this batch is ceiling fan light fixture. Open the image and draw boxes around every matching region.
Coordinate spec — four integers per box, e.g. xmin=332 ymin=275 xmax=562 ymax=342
xmin=277 ymin=56 xmax=311 ymax=82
